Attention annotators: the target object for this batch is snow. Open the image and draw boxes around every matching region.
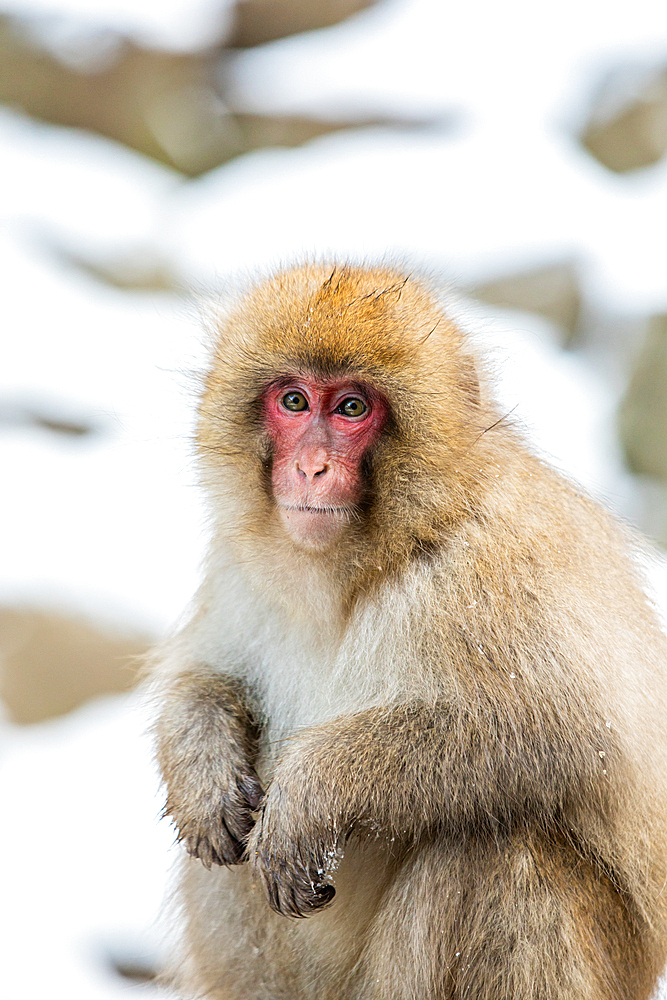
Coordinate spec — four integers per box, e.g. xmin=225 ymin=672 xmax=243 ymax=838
xmin=0 ymin=693 xmax=175 ymax=999
xmin=1 ymin=0 xmax=234 ymax=52
xmin=227 ymin=0 xmax=667 ymax=123
xmin=0 ymin=231 xmax=206 ymax=633
xmin=2 ymin=0 xmax=667 ymax=995
xmin=168 ymin=102 xmax=667 ymax=314
xmin=0 ymin=107 xmax=179 ymax=266
xmin=456 ymin=300 xmax=631 ymax=504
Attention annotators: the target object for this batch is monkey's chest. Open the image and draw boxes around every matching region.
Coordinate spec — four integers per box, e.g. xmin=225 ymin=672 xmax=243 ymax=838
xmin=248 ymin=624 xmax=397 ymax=752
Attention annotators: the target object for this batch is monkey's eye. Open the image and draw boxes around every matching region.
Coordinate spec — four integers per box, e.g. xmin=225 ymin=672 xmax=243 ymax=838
xmin=281 ymin=391 xmax=309 ymax=412
xmin=336 ymin=397 xmax=368 ymax=418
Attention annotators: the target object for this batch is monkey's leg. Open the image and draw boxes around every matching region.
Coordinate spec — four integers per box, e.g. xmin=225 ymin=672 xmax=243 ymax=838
xmin=171 ymin=860 xmax=301 ymax=1000
xmin=174 ymin=839 xmax=403 ymax=1000
xmin=354 ymin=833 xmax=658 ymax=1000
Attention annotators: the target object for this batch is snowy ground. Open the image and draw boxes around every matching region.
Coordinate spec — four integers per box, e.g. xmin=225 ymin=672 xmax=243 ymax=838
xmin=0 ymin=694 xmax=174 ymax=998
xmin=2 ymin=0 xmax=667 ymax=996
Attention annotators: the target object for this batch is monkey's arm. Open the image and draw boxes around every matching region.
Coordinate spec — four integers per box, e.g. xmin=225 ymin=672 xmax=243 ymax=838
xmin=249 ymin=695 xmax=615 ymax=917
xmin=154 ymin=669 xmax=263 ymax=867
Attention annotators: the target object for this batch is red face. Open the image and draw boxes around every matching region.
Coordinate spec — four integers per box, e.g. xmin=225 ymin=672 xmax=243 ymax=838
xmin=263 ymin=377 xmax=387 ymax=548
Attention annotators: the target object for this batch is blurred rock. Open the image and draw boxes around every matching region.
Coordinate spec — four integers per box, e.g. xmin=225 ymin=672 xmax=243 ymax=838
xmin=229 ymin=0 xmax=378 ymax=48
xmin=53 ymin=244 xmax=181 ymax=291
xmin=581 ymin=64 xmax=667 ymax=173
xmin=0 ymin=16 xmax=212 ymax=173
xmin=110 ymin=956 xmax=158 ymax=984
xmin=630 ymin=475 xmax=667 ymax=550
xmin=0 ymin=398 xmax=99 ymax=436
xmin=0 ymin=608 xmax=149 ymax=724
xmin=619 ymin=315 xmax=667 ymax=482
xmin=0 ymin=13 xmax=403 ymax=176
xmin=471 ymin=261 xmax=582 ymax=343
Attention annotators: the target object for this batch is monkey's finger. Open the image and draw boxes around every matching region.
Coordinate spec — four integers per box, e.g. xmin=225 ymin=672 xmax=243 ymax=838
xmin=262 ymin=870 xmax=287 ymax=915
xmin=307 ymin=882 xmax=335 ymax=911
xmin=222 ymin=797 xmax=257 ymax=843
xmin=184 ymin=821 xmax=245 ymax=867
xmin=214 ymin=817 xmax=246 ymax=864
xmin=254 ymin=855 xmax=302 ymax=918
xmin=236 ymin=772 xmax=264 ymax=809
xmin=290 ymin=874 xmax=336 ymax=917
xmin=280 ymin=879 xmax=302 ymax=919
xmin=185 ymin=834 xmax=217 ymax=870
xmin=273 ymin=866 xmax=336 ymax=918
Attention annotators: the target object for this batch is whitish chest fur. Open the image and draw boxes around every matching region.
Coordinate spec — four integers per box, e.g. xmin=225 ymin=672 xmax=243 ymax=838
xmin=188 ymin=551 xmax=432 ymax=747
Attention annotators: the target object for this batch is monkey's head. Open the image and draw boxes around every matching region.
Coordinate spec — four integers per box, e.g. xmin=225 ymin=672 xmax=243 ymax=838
xmin=198 ymin=264 xmax=494 ymax=579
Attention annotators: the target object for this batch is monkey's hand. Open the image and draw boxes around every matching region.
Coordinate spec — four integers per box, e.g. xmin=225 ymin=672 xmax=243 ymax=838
xmin=169 ymin=752 xmax=264 ymax=869
xmin=247 ymin=754 xmax=338 ymax=918
xmin=155 ymin=670 xmax=264 ymax=869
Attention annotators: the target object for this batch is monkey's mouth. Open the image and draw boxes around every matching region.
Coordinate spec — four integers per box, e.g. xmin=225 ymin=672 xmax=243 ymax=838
xmin=281 ymin=504 xmax=351 ymax=518
xmin=275 ymin=502 xmax=359 ymax=547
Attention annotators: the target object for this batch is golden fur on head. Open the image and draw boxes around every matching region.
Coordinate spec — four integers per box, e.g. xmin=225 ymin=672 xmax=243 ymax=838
xmin=197 ymin=263 xmax=493 ymax=580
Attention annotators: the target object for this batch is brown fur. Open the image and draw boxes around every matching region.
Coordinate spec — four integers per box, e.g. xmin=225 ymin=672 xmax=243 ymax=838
xmin=152 ymin=263 xmax=667 ymax=999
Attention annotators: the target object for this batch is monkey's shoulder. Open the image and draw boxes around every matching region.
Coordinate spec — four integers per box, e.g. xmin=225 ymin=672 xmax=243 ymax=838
xmin=408 ymin=453 xmax=667 ymax=673
xmin=450 ymin=447 xmax=637 ymax=588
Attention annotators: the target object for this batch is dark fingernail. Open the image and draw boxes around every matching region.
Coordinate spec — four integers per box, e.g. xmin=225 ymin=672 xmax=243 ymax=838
xmin=237 ymin=775 xmax=263 ymax=809
xmin=220 ymin=820 xmax=245 ymax=864
xmin=312 ymin=884 xmax=335 ymax=907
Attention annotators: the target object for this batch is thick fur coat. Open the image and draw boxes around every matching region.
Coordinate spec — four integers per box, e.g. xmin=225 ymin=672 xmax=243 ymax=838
xmin=153 ymin=264 xmax=667 ymax=1000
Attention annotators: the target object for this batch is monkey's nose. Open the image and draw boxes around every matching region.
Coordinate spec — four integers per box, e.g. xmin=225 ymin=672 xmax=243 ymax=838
xmin=295 ymin=458 xmax=329 ymax=482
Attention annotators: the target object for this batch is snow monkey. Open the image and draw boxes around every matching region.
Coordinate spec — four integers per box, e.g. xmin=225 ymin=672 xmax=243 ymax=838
xmin=152 ymin=263 xmax=667 ymax=1000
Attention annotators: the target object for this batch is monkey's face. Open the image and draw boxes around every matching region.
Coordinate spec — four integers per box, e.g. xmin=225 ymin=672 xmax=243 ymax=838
xmin=263 ymin=377 xmax=387 ymax=549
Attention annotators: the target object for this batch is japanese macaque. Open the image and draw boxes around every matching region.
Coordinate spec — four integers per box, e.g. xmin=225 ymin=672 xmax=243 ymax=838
xmin=152 ymin=263 xmax=667 ymax=1000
